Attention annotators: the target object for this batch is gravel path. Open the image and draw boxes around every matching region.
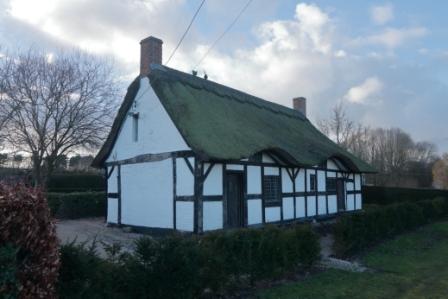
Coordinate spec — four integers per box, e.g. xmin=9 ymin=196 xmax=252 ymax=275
xmin=56 ymin=217 xmax=143 ymax=257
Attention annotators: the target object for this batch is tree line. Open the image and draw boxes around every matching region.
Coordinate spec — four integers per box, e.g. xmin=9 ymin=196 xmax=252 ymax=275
xmin=318 ymin=103 xmax=446 ymax=188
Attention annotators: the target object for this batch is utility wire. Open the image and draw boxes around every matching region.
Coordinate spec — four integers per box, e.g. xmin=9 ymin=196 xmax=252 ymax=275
xmin=194 ymin=0 xmax=253 ymax=70
xmin=165 ymin=0 xmax=206 ymax=65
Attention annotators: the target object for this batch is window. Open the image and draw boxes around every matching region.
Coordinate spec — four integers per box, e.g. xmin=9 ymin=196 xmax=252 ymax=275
xmin=326 ymin=177 xmax=337 ymax=191
xmin=263 ymin=175 xmax=281 ymax=205
xmin=132 ymin=114 xmax=139 ymax=142
xmin=310 ymin=174 xmax=317 ymax=191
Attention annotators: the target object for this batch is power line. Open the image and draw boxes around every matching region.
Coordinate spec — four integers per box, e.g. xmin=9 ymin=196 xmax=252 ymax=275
xmin=165 ymin=0 xmax=206 ymax=65
xmin=194 ymin=0 xmax=253 ymax=70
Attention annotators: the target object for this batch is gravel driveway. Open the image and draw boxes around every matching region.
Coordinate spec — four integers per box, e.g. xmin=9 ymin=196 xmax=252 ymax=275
xmin=56 ymin=217 xmax=143 ymax=257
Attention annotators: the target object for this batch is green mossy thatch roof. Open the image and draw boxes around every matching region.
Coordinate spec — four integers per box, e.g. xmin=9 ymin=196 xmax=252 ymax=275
xmin=93 ymin=64 xmax=374 ymax=173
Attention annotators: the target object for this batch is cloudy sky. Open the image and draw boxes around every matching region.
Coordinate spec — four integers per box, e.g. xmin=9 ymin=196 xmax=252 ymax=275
xmin=1 ymin=0 xmax=447 ymax=152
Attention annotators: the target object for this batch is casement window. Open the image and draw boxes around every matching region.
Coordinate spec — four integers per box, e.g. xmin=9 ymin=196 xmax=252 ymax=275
xmin=132 ymin=114 xmax=139 ymax=142
xmin=263 ymin=175 xmax=281 ymax=205
xmin=310 ymin=174 xmax=317 ymax=191
xmin=326 ymin=177 xmax=337 ymax=191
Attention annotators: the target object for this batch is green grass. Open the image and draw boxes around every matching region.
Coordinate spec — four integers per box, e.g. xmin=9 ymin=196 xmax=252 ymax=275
xmin=258 ymin=221 xmax=448 ymax=299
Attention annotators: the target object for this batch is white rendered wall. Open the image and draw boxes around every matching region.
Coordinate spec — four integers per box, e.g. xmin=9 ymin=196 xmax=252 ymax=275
xmin=121 ymin=160 xmax=173 ymax=228
xmin=262 ymin=154 xmax=275 ymax=163
xmin=176 ymin=201 xmax=194 ymax=231
xmin=203 ymin=163 xmax=223 ymax=195
xmin=265 ymin=207 xmax=281 ymax=222
xmin=327 ymin=160 xmax=339 ymax=170
xmin=356 ymin=193 xmax=362 ymax=210
xmin=265 ymin=167 xmax=279 ymax=176
xmin=296 ymin=197 xmax=306 ymax=217
xmin=346 ymin=194 xmax=355 ymax=211
xmin=248 ymin=199 xmax=262 ymax=225
xmin=226 ymin=164 xmax=244 ymax=171
xmin=295 ymin=169 xmax=305 ymax=191
xmin=355 ymin=174 xmax=362 ymax=190
xmin=307 ymin=197 xmax=316 ymax=216
xmin=106 ymin=77 xmax=190 ymax=162
xmin=107 ymin=198 xmax=118 ymax=223
xmin=282 ymin=197 xmax=294 ymax=220
xmin=318 ymin=196 xmax=326 ymax=215
xmin=328 ymin=195 xmax=337 ymax=214
xmin=177 ymin=157 xmax=194 ymax=196
xmin=247 ymin=166 xmax=261 ymax=194
xmin=281 ymin=168 xmax=293 ymax=193
xmin=107 ymin=166 xmax=118 ymax=223
xmin=203 ymin=201 xmax=223 ymax=231
xmin=317 ymin=170 xmax=326 ymax=192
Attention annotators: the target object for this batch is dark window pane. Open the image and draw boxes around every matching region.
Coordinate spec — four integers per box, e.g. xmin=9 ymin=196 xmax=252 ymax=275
xmin=310 ymin=174 xmax=317 ymax=191
xmin=326 ymin=177 xmax=336 ymax=191
xmin=263 ymin=175 xmax=281 ymax=204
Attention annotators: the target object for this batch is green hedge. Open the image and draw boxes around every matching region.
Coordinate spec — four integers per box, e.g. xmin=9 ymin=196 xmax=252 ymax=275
xmin=47 ymin=173 xmax=105 ymax=193
xmin=58 ymin=224 xmax=320 ymax=298
xmin=363 ymin=185 xmax=448 ymax=205
xmin=47 ymin=192 xmax=106 ymax=219
xmin=333 ymin=197 xmax=448 ymax=257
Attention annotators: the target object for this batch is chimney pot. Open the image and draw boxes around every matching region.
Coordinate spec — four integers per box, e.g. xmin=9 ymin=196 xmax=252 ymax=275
xmin=140 ymin=36 xmax=163 ymax=77
xmin=293 ymin=97 xmax=306 ymax=117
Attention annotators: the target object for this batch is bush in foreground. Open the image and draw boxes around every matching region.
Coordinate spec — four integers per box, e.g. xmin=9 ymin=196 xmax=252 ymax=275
xmin=58 ymin=224 xmax=320 ymax=299
xmin=0 ymin=183 xmax=59 ymax=298
xmin=333 ymin=197 xmax=448 ymax=257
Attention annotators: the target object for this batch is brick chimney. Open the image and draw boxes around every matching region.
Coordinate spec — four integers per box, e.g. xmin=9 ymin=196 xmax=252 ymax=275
xmin=293 ymin=97 xmax=306 ymax=116
xmin=140 ymin=36 xmax=163 ymax=77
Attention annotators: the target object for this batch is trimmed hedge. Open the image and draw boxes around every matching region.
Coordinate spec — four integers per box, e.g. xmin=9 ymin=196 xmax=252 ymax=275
xmin=58 ymin=224 xmax=320 ymax=298
xmin=0 ymin=244 xmax=20 ymax=297
xmin=47 ymin=173 xmax=105 ymax=193
xmin=0 ymin=183 xmax=60 ymax=298
xmin=333 ymin=197 xmax=448 ymax=257
xmin=363 ymin=185 xmax=448 ymax=205
xmin=47 ymin=192 xmax=106 ymax=219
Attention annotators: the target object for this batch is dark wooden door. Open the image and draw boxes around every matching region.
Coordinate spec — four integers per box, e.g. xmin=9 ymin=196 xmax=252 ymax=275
xmin=226 ymin=172 xmax=244 ymax=228
xmin=336 ymin=179 xmax=346 ymax=211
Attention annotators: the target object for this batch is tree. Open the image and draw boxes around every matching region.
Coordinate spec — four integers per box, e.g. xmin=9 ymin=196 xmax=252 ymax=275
xmin=0 ymin=49 xmax=118 ymax=185
xmin=317 ymin=102 xmax=354 ymax=148
xmin=433 ymin=154 xmax=448 ymax=189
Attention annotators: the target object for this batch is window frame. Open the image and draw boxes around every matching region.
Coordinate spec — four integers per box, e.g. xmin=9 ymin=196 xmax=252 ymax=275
xmin=326 ymin=177 xmax=337 ymax=192
xmin=310 ymin=174 xmax=317 ymax=192
xmin=262 ymin=175 xmax=282 ymax=206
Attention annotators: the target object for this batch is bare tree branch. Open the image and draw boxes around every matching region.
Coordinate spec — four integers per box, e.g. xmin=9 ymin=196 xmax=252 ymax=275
xmin=0 ymin=48 xmax=119 ymax=185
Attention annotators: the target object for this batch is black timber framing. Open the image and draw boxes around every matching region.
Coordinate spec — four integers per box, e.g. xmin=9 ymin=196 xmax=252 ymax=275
xmin=304 ymin=169 xmax=308 ymax=217
xmin=105 ymin=150 xmax=194 ymax=167
xmin=325 ymin=170 xmax=329 ymax=215
xmin=106 ymin=165 xmax=115 ymax=179
xmin=194 ymin=158 xmax=204 ymax=233
xmin=244 ymin=165 xmax=248 ymax=226
xmin=222 ymin=163 xmax=228 ymax=228
xmin=117 ymin=165 xmax=122 ymax=225
xmin=279 ymin=166 xmax=283 ymax=223
xmin=315 ymin=168 xmax=318 ymax=216
xmin=261 ymin=165 xmax=266 ymax=223
xmin=172 ymin=156 xmax=177 ymax=230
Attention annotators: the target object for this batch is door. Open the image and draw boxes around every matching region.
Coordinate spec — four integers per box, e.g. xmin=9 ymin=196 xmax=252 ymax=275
xmin=336 ymin=179 xmax=346 ymax=211
xmin=226 ymin=172 xmax=245 ymax=228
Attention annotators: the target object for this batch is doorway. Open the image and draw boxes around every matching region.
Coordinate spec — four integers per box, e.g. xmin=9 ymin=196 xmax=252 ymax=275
xmin=226 ymin=171 xmax=245 ymax=228
xmin=336 ymin=179 xmax=346 ymax=211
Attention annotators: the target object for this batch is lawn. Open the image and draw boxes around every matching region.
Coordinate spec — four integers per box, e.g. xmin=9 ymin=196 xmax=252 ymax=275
xmin=258 ymin=221 xmax=448 ymax=299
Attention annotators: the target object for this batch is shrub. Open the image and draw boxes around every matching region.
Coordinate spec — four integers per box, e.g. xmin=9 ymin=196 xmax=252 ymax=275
xmin=47 ymin=192 xmax=106 ymax=219
xmin=333 ymin=198 xmax=448 ymax=257
xmin=363 ymin=185 xmax=448 ymax=205
xmin=0 ymin=183 xmax=59 ymax=298
xmin=0 ymin=244 xmax=20 ymax=298
xmin=58 ymin=224 xmax=320 ymax=298
xmin=47 ymin=172 xmax=105 ymax=193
